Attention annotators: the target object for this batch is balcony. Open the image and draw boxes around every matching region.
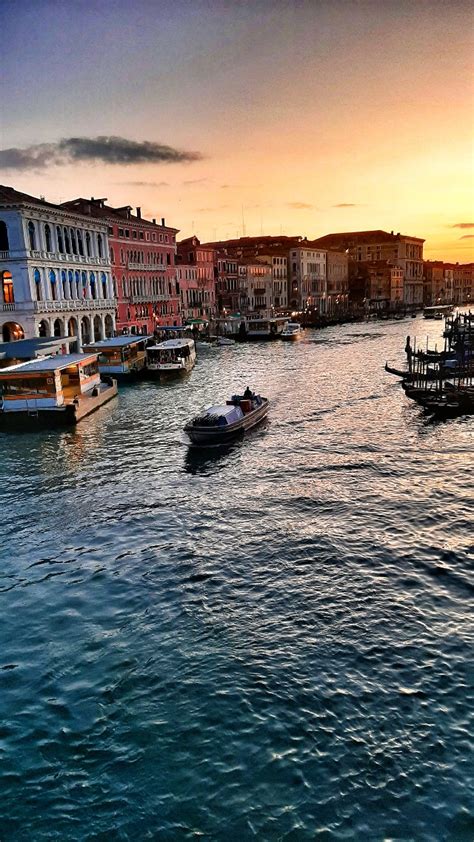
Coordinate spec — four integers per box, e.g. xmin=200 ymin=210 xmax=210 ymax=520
xmin=33 ymin=298 xmax=116 ymax=313
xmin=28 ymin=250 xmax=110 ymax=266
xmin=128 ymin=262 xmax=167 ymax=271
xmin=2 ymin=302 xmax=16 ymax=311
xmin=130 ymin=294 xmax=168 ymax=303
xmin=0 ymin=250 xmax=10 ymax=260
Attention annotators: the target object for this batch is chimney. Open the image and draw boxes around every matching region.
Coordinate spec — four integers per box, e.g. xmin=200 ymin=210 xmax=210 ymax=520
xmin=161 ymin=217 xmax=165 ymax=226
xmin=136 ymin=207 xmax=141 ymax=219
xmin=152 ymin=218 xmax=156 ymax=225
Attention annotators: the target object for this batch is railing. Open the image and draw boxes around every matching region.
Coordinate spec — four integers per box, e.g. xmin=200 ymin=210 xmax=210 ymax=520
xmin=28 ymin=250 xmax=110 ymax=266
xmin=128 ymin=262 xmax=167 ymax=271
xmin=0 ymin=251 xmax=10 ymax=260
xmin=130 ymin=294 xmax=168 ymax=303
xmin=1 ymin=302 xmax=16 ymax=311
xmin=33 ymin=298 xmax=116 ymax=313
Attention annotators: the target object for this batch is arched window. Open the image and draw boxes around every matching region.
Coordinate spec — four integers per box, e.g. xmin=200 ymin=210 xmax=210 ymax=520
xmin=34 ymin=268 xmax=42 ymax=301
xmin=44 ymin=224 xmax=52 ymax=252
xmin=81 ymin=271 xmax=88 ymax=298
xmin=75 ymin=270 xmax=80 ymax=298
xmin=64 ymin=228 xmax=71 ymax=254
xmin=77 ymin=230 xmax=84 ymax=256
xmin=85 ymin=232 xmax=91 ymax=257
xmin=49 ymin=269 xmax=57 ymax=301
xmin=97 ymin=234 xmax=103 ymax=258
xmin=68 ymin=270 xmax=74 ymax=299
xmin=56 ymin=226 xmax=64 ymax=253
xmin=2 ymin=270 xmax=14 ymax=303
xmin=28 ymin=221 xmax=36 ymax=250
xmin=90 ymin=272 xmax=96 ymax=299
xmin=61 ymin=269 xmax=68 ymax=298
xmin=110 ymin=247 xmax=114 ymax=263
xmin=70 ymin=229 xmax=77 ymax=255
xmin=101 ymin=272 xmax=107 ymax=299
xmin=0 ymin=221 xmax=10 ymax=251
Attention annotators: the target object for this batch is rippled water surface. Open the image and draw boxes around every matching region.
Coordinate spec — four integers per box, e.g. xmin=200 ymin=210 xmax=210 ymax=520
xmin=1 ymin=317 xmax=473 ymax=841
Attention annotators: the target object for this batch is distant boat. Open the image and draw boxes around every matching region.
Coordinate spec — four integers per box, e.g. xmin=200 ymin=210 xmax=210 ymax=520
xmin=215 ymin=336 xmax=235 ymax=346
xmin=146 ymin=338 xmax=196 ymax=377
xmin=423 ymin=305 xmax=454 ymax=320
xmin=184 ymin=390 xmax=269 ymax=445
xmin=281 ymin=322 xmax=303 ymax=341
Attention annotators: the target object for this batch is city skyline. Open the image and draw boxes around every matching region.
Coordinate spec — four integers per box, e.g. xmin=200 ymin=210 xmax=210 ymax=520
xmin=1 ymin=0 xmax=473 ymax=262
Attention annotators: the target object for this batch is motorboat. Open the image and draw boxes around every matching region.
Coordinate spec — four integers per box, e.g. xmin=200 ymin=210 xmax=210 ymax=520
xmin=281 ymin=322 xmax=303 ymax=341
xmin=146 ymin=338 xmax=196 ymax=377
xmin=215 ymin=336 xmax=235 ymax=347
xmin=184 ymin=390 xmax=269 ymax=445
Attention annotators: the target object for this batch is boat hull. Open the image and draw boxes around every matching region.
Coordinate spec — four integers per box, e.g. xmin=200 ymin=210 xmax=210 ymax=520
xmin=0 ymin=380 xmax=118 ymax=430
xmin=185 ymin=400 xmax=269 ymax=445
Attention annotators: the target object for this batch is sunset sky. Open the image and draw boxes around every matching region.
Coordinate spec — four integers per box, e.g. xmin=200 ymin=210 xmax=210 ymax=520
xmin=1 ymin=0 xmax=473 ymax=261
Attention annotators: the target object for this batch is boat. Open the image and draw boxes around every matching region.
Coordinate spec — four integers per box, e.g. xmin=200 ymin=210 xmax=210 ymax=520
xmin=184 ymin=390 xmax=269 ymax=445
xmin=215 ymin=336 xmax=235 ymax=347
xmin=281 ymin=322 xmax=303 ymax=341
xmin=385 ymin=362 xmax=410 ymax=378
xmin=0 ymin=353 xmax=117 ymax=429
xmin=84 ymin=335 xmax=152 ymax=379
xmin=423 ymin=304 xmax=454 ymax=320
xmin=146 ymin=338 xmax=196 ymax=377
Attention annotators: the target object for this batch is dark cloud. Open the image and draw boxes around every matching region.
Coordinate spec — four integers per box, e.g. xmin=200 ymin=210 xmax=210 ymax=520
xmin=288 ymin=202 xmax=313 ymax=210
xmin=460 ymin=234 xmax=474 ymax=239
xmin=333 ymin=203 xmax=359 ymax=208
xmin=0 ymin=136 xmax=202 ymax=170
xmin=452 ymin=222 xmax=474 ymax=229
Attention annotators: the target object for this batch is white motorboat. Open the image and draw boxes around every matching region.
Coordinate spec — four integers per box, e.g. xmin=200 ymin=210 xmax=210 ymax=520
xmin=281 ymin=322 xmax=303 ymax=341
xmin=184 ymin=390 xmax=269 ymax=445
xmin=146 ymin=338 xmax=196 ymax=377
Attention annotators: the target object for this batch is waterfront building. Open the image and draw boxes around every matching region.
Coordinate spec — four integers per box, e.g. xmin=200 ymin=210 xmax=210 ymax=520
xmin=176 ymin=237 xmax=216 ymax=323
xmin=312 ymin=230 xmax=424 ymax=306
xmin=62 ymin=198 xmax=180 ymax=334
xmin=0 ymin=185 xmax=115 ymax=349
xmin=326 ymin=250 xmax=349 ymax=314
xmin=423 ymin=261 xmax=448 ymax=306
xmin=289 ymin=245 xmax=327 ymax=313
xmin=349 ymin=260 xmax=404 ymax=310
xmin=238 ymin=260 xmax=274 ymax=316
xmin=254 ymin=250 xmax=289 ymax=312
xmin=451 ymin=263 xmax=473 ymax=305
xmin=215 ymin=251 xmax=242 ymax=315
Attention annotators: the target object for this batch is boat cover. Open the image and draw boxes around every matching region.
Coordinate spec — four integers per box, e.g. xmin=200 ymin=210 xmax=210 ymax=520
xmin=206 ymin=405 xmax=244 ymax=424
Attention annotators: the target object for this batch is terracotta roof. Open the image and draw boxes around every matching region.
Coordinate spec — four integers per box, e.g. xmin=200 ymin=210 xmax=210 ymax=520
xmin=0 ymin=184 xmax=60 ymax=210
xmin=311 ymin=230 xmax=424 ymax=246
xmin=61 ymin=197 xmax=178 ymax=232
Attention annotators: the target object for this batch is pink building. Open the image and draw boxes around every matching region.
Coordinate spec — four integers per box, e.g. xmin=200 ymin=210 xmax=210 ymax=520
xmin=62 ymin=198 xmax=181 ymax=334
xmin=176 ymin=236 xmax=216 ymax=322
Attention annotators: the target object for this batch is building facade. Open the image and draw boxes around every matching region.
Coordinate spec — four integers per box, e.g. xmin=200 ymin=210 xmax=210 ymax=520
xmin=289 ymin=245 xmax=327 ymax=312
xmin=176 ymin=237 xmax=216 ymax=323
xmin=62 ymin=198 xmax=180 ymax=334
xmin=326 ymin=250 xmax=349 ymax=313
xmin=215 ymin=252 xmax=241 ymax=315
xmin=0 ymin=185 xmax=115 ymax=349
xmin=312 ymin=230 xmax=424 ymax=306
xmin=238 ymin=261 xmax=273 ymax=316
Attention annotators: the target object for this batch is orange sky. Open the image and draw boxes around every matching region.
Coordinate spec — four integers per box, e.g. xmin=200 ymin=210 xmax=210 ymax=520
xmin=2 ymin=1 xmax=473 ymax=261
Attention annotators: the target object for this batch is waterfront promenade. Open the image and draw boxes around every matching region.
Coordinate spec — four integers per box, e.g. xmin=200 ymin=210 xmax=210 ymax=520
xmin=0 ymin=316 xmax=472 ymax=840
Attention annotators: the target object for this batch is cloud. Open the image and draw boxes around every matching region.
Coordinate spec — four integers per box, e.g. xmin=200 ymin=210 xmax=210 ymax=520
xmin=118 ymin=180 xmax=170 ymax=188
xmin=287 ymin=202 xmax=314 ymax=210
xmin=0 ymin=136 xmax=203 ymax=170
xmin=333 ymin=203 xmax=359 ymax=208
xmin=182 ymin=177 xmax=209 ymax=186
xmin=460 ymin=234 xmax=474 ymax=239
xmin=451 ymin=222 xmax=474 ymax=229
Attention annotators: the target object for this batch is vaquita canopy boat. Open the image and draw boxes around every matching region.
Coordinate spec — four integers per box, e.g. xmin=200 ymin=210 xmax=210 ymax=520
xmin=84 ymin=335 xmax=152 ymax=378
xmin=184 ymin=390 xmax=269 ymax=445
xmin=0 ymin=353 xmax=117 ymax=429
xmin=281 ymin=322 xmax=303 ymax=341
xmin=146 ymin=338 xmax=196 ymax=377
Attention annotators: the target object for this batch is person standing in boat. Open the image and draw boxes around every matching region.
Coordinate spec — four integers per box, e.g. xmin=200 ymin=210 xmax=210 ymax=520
xmin=243 ymin=386 xmax=253 ymax=399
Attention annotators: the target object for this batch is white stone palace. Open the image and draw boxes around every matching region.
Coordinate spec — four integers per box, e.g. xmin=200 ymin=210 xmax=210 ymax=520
xmin=0 ymin=185 xmax=116 ymax=350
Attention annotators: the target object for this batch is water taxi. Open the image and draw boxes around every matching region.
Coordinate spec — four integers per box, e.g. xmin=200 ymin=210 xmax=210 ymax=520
xmin=146 ymin=338 xmax=196 ymax=377
xmin=281 ymin=322 xmax=303 ymax=341
xmin=244 ymin=317 xmax=288 ymax=340
xmin=83 ymin=335 xmax=152 ymax=378
xmin=184 ymin=390 xmax=269 ymax=445
xmin=423 ymin=305 xmax=454 ymax=320
xmin=0 ymin=353 xmax=117 ymax=429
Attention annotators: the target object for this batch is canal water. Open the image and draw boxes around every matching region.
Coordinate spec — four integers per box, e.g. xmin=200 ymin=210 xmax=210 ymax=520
xmin=0 ymin=317 xmax=472 ymax=841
